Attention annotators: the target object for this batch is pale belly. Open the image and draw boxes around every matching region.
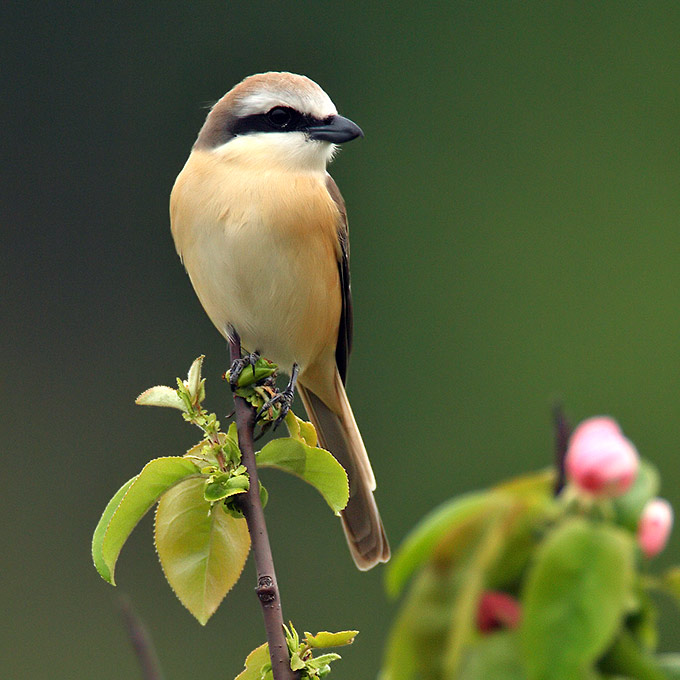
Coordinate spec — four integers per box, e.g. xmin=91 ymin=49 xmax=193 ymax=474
xmin=182 ymin=214 xmax=341 ymax=373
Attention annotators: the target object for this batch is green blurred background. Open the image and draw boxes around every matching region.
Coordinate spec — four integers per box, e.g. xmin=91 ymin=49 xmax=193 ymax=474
xmin=3 ymin=2 xmax=679 ymax=677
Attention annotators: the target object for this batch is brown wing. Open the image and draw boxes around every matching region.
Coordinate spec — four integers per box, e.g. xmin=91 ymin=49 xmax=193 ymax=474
xmin=325 ymin=174 xmax=353 ymax=385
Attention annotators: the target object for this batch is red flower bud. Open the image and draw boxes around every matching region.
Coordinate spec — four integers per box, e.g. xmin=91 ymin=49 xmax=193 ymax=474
xmin=565 ymin=416 xmax=639 ymax=497
xmin=477 ymin=591 xmax=522 ymax=633
xmin=638 ymin=498 xmax=673 ymax=558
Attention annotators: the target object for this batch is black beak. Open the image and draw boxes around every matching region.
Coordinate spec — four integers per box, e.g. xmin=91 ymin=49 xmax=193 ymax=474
xmin=307 ymin=115 xmax=363 ymax=143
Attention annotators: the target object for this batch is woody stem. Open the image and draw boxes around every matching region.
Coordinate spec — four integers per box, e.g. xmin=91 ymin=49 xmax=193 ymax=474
xmin=228 ymin=335 xmax=297 ymax=680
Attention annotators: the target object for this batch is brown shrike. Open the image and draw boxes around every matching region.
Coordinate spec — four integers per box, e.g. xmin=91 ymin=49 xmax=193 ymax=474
xmin=170 ymin=72 xmax=389 ymax=570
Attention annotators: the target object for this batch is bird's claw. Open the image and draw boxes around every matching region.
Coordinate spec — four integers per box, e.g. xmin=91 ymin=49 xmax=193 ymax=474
xmin=228 ymin=351 xmax=260 ymax=388
xmin=256 ymin=386 xmax=294 ymax=430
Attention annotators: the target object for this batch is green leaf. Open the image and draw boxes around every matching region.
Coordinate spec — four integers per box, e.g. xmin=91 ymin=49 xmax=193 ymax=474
xmin=284 ymin=622 xmax=300 ymax=652
xmin=386 ymin=469 xmax=554 ymax=599
xmin=381 ymin=564 xmax=455 ymax=680
xmin=97 ymin=457 xmax=202 ymax=584
xmin=135 ymin=385 xmax=186 ymax=411
xmin=385 ymin=491 xmax=495 ymax=598
xmin=290 ymin=651 xmax=306 ymax=671
xmin=627 ymin=583 xmax=658 ymax=651
xmin=92 ymin=477 xmax=136 ymax=582
xmin=304 ymin=630 xmax=358 ymax=648
xmin=613 ymin=460 xmax=660 ymax=532
xmin=307 ymin=653 xmax=341 ymax=668
xmin=443 ymin=502 xmax=518 ymax=677
xmin=259 ymin=481 xmax=269 ymax=509
xmin=600 ymin=630 xmax=669 ymax=680
xmin=257 ymin=437 xmax=349 ymax=514
xmin=521 ymin=518 xmax=635 ymax=680
xmin=227 ymin=356 xmax=277 ymax=388
xmin=485 ymin=500 xmax=551 ymax=591
xmin=458 ymin=632 xmax=527 ymax=680
xmin=285 ymin=411 xmax=318 ymax=447
xmin=203 ymin=473 xmax=249 ymax=502
xmin=235 ymin=643 xmax=273 ymax=680
xmin=493 ymin=468 xmax=555 ymax=497
xmin=381 ymin=502 xmax=518 ymax=680
xmin=155 ymin=477 xmax=250 ymax=625
xmin=298 ymin=420 xmax=318 ymax=448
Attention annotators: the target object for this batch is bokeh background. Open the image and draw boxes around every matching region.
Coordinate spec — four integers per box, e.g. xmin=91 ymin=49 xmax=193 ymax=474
xmin=3 ymin=2 xmax=680 ymax=678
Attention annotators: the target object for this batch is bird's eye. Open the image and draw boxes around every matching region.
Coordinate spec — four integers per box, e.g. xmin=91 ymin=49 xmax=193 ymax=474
xmin=267 ymin=107 xmax=293 ymax=128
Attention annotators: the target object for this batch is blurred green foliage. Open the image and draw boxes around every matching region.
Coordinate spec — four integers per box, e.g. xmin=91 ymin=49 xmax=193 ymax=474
xmin=382 ymin=463 xmax=678 ymax=679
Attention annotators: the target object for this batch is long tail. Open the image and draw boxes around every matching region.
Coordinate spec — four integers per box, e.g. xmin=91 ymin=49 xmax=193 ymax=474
xmin=298 ymin=371 xmax=390 ymax=570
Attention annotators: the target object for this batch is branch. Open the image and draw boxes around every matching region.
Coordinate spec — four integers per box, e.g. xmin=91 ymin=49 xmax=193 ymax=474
xmin=552 ymin=402 xmax=571 ymax=496
xmin=229 ymin=336 xmax=297 ymax=680
xmin=118 ymin=594 xmax=165 ymax=680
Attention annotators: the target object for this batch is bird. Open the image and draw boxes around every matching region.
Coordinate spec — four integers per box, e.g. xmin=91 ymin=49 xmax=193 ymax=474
xmin=170 ymin=72 xmax=389 ymax=570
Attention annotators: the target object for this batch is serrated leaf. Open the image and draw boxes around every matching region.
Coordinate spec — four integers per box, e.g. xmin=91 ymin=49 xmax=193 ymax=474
xmin=92 ymin=477 xmax=136 ymax=582
xmin=257 ymin=438 xmax=348 ymax=514
xmin=184 ymin=440 xmax=220 ymax=469
xmin=298 ymin=421 xmax=317 ymax=448
xmin=304 ymin=630 xmax=358 ymax=648
xmin=307 ymin=653 xmax=341 ymax=668
xmin=284 ymin=412 xmax=302 ymax=439
xmin=235 ymin=643 xmax=272 ymax=680
xmin=186 ymin=355 xmax=204 ymax=401
xmin=135 ymin=385 xmax=186 ymax=411
xmin=98 ymin=457 xmax=202 ymax=584
xmin=285 ymin=411 xmax=318 ymax=447
xmin=290 ymin=652 xmax=306 ymax=671
xmin=155 ymin=477 xmax=250 ymax=625
xmin=204 ymin=474 xmax=249 ymax=502
xmin=521 ymin=518 xmax=635 ymax=680
xmin=613 ymin=459 xmax=660 ymax=531
xmin=385 ymin=491 xmax=494 ymax=598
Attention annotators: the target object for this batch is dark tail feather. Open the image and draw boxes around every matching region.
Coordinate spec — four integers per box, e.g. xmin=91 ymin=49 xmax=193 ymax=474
xmin=298 ymin=376 xmax=390 ymax=570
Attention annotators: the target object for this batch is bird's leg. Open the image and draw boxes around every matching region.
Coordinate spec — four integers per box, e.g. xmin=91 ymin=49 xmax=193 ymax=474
xmin=256 ymin=363 xmax=299 ymax=429
xmin=228 ymin=350 xmax=260 ymax=388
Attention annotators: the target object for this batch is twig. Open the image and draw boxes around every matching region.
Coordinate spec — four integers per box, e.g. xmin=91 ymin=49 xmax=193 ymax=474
xmin=118 ymin=594 xmax=165 ymax=680
xmin=552 ymin=402 xmax=571 ymax=496
xmin=229 ymin=335 xmax=296 ymax=680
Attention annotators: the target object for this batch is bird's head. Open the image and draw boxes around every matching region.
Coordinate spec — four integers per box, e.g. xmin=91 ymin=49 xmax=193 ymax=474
xmin=194 ymin=72 xmax=363 ymax=172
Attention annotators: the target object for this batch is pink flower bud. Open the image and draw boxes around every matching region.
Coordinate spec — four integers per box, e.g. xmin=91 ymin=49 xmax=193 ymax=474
xmin=565 ymin=416 xmax=639 ymax=497
xmin=477 ymin=591 xmax=522 ymax=633
xmin=638 ymin=498 xmax=673 ymax=558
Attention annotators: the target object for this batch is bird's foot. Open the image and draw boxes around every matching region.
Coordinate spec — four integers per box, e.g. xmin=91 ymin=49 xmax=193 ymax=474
xmin=255 ymin=363 xmax=299 ymax=430
xmin=227 ymin=351 xmax=260 ymax=389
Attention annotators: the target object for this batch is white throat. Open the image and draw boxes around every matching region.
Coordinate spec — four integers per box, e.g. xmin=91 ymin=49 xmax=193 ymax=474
xmin=213 ymin=132 xmax=337 ymax=173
